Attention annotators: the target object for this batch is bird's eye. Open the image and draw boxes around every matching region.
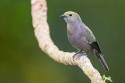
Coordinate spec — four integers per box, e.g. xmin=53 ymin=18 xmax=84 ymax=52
xmin=69 ymin=14 xmax=72 ymax=16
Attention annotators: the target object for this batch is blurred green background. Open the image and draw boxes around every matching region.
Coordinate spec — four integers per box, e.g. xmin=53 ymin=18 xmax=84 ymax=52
xmin=0 ymin=0 xmax=125 ymax=83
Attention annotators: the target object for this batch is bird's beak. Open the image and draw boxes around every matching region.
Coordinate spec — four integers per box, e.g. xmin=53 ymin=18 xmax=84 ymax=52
xmin=60 ymin=14 xmax=67 ymax=18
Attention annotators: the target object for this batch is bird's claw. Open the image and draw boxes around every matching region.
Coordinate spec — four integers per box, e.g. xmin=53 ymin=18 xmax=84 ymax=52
xmin=73 ymin=51 xmax=87 ymax=60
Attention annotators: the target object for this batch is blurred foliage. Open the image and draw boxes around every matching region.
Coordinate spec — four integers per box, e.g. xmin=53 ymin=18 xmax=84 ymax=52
xmin=0 ymin=0 xmax=125 ymax=83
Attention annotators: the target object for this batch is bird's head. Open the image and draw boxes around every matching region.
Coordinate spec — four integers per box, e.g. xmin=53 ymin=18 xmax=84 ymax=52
xmin=60 ymin=11 xmax=82 ymax=24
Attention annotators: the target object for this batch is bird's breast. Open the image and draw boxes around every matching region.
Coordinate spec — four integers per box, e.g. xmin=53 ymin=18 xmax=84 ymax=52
xmin=67 ymin=28 xmax=91 ymax=52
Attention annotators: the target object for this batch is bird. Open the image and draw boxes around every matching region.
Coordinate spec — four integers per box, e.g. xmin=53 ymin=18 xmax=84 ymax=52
xmin=60 ymin=11 xmax=109 ymax=71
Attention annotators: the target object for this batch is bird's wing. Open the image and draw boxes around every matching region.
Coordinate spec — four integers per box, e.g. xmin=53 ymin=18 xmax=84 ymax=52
xmin=80 ymin=24 xmax=101 ymax=53
xmin=80 ymin=24 xmax=96 ymax=43
xmin=90 ymin=41 xmax=101 ymax=53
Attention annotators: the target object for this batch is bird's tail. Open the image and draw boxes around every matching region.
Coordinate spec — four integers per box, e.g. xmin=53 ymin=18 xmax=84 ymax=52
xmin=97 ymin=53 xmax=109 ymax=71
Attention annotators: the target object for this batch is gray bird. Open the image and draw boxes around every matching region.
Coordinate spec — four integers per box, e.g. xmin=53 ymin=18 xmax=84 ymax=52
xmin=60 ymin=11 xmax=109 ymax=71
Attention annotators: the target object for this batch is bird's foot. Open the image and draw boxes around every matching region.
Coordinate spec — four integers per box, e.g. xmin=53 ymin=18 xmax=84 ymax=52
xmin=73 ymin=50 xmax=87 ymax=60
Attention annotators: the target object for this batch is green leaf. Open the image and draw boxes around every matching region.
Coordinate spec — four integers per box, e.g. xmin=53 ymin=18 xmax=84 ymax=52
xmin=102 ymin=75 xmax=113 ymax=82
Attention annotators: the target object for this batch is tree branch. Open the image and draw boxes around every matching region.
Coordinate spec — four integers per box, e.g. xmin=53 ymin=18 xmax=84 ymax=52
xmin=31 ymin=0 xmax=105 ymax=83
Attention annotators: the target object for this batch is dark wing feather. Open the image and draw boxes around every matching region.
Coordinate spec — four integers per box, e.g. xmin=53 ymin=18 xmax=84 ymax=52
xmin=90 ymin=41 xmax=109 ymax=71
xmin=90 ymin=41 xmax=101 ymax=53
